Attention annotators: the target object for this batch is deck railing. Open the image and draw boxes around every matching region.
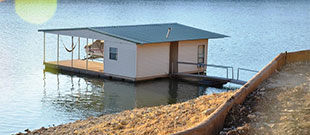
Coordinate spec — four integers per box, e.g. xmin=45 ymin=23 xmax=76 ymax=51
xmin=177 ymin=62 xmax=260 ymax=81
xmin=236 ymin=67 xmax=259 ymax=80
xmin=177 ymin=61 xmax=234 ymax=79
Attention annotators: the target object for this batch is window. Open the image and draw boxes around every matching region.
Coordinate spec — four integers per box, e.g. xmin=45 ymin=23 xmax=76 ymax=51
xmin=109 ymin=47 xmax=118 ymax=60
xmin=198 ymin=45 xmax=205 ymax=63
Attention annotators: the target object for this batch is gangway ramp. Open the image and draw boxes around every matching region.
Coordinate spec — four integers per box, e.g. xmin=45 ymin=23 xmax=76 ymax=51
xmin=174 ymin=73 xmax=247 ymax=85
xmin=176 ymin=61 xmax=258 ymax=86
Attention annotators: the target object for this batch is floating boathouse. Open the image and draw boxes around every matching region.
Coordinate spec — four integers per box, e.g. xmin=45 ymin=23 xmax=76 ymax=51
xmin=39 ymin=23 xmax=228 ymax=81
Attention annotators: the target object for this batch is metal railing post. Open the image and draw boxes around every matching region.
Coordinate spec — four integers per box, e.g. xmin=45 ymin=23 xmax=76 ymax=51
xmin=226 ymin=68 xmax=228 ymax=79
xmin=86 ymin=38 xmax=88 ymax=69
xmin=237 ymin=68 xmax=240 ymax=80
xmin=78 ymin=37 xmax=80 ymax=60
xmin=57 ymin=34 xmax=59 ymax=65
xmin=231 ymin=67 xmax=234 ymax=79
xmin=43 ymin=32 xmax=46 ymax=64
xmin=71 ymin=36 xmax=73 ymax=67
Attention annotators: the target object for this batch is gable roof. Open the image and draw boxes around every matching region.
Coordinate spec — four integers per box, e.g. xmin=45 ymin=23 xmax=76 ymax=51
xmin=39 ymin=23 xmax=228 ymax=44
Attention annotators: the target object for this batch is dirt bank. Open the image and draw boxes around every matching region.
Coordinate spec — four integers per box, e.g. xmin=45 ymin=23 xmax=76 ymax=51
xmin=17 ymin=91 xmax=234 ymax=135
xmin=221 ymin=62 xmax=310 ymax=135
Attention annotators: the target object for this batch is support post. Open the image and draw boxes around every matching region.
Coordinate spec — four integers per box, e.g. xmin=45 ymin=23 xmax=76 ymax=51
xmin=231 ymin=67 xmax=234 ymax=79
xmin=226 ymin=68 xmax=229 ymax=79
xmin=237 ymin=68 xmax=240 ymax=80
xmin=78 ymin=37 xmax=80 ymax=59
xmin=169 ymin=41 xmax=178 ymax=74
xmin=71 ymin=36 xmax=73 ymax=67
xmin=86 ymin=38 xmax=88 ymax=69
xmin=57 ymin=34 xmax=59 ymax=65
xmin=92 ymin=39 xmax=94 ymax=61
xmin=102 ymin=40 xmax=104 ymax=72
xmin=205 ymin=42 xmax=208 ymax=74
xmin=43 ymin=32 xmax=46 ymax=64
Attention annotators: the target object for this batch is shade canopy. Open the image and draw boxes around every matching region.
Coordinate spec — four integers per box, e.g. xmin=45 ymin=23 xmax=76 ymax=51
xmin=39 ymin=23 xmax=228 ymax=44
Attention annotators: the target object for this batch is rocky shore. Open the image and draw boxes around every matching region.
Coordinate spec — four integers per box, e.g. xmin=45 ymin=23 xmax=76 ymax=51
xmin=18 ymin=91 xmax=234 ymax=135
xmin=219 ymin=87 xmax=261 ymax=135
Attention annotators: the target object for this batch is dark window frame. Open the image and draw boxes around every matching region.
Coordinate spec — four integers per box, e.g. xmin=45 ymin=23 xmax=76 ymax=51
xmin=109 ymin=47 xmax=118 ymax=61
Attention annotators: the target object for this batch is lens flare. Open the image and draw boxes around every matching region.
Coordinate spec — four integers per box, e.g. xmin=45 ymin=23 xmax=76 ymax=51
xmin=15 ymin=0 xmax=57 ymax=25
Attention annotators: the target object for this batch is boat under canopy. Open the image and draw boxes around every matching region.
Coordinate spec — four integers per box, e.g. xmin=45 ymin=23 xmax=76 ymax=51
xmin=84 ymin=40 xmax=104 ymax=59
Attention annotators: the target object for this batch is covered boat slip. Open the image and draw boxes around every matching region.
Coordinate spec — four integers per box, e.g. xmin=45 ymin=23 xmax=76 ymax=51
xmin=40 ymin=25 xmax=135 ymax=80
xmin=42 ymin=31 xmax=108 ymax=79
xmin=39 ymin=23 xmax=228 ymax=82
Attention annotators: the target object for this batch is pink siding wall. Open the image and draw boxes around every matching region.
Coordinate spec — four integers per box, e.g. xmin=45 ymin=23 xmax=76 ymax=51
xmin=136 ymin=42 xmax=170 ymax=78
xmin=178 ymin=39 xmax=208 ymax=73
xmin=136 ymin=39 xmax=208 ymax=80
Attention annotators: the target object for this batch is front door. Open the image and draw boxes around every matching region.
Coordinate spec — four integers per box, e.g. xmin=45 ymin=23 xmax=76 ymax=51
xmin=198 ymin=45 xmax=205 ymax=64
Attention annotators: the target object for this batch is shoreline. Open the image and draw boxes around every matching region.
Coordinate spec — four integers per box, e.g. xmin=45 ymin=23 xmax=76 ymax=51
xmin=17 ymin=91 xmax=234 ymax=135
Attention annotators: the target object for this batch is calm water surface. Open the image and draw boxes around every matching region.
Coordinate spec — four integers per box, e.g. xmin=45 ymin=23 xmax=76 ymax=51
xmin=0 ymin=0 xmax=310 ymax=134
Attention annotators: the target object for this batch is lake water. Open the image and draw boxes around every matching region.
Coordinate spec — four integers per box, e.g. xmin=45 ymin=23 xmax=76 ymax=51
xmin=0 ymin=0 xmax=310 ymax=134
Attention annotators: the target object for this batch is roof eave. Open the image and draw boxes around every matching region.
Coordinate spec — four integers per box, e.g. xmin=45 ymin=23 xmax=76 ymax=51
xmin=37 ymin=27 xmax=143 ymax=44
xmin=38 ymin=27 xmax=90 ymax=32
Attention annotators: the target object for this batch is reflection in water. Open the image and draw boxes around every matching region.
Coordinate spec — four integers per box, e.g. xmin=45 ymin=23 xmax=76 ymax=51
xmin=42 ymin=69 xmax=234 ymax=118
xmin=43 ymin=70 xmax=47 ymax=96
xmin=168 ymin=79 xmax=178 ymax=104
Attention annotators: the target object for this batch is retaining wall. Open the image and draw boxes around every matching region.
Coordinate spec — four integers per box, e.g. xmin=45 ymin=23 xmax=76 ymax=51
xmin=174 ymin=50 xmax=310 ymax=135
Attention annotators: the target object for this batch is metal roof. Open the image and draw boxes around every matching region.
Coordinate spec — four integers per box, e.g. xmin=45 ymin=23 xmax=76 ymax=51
xmin=39 ymin=23 xmax=228 ymax=44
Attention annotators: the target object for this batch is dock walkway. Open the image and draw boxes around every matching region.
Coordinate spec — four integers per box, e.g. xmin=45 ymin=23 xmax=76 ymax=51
xmin=174 ymin=73 xmax=247 ymax=85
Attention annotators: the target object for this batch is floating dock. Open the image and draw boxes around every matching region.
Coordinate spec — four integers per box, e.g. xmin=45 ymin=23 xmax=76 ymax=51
xmin=45 ymin=59 xmax=251 ymax=86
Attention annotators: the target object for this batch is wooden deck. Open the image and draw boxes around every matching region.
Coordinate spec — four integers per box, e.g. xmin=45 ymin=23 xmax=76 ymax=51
xmin=45 ymin=59 xmax=137 ymax=81
xmin=45 ymin=59 xmax=104 ymax=73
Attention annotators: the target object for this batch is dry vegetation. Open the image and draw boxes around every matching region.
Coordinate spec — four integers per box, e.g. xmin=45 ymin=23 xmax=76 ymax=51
xmin=19 ymin=91 xmax=234 ymax=135
xmin=221 ymin=62 xmax=310 ymax=135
